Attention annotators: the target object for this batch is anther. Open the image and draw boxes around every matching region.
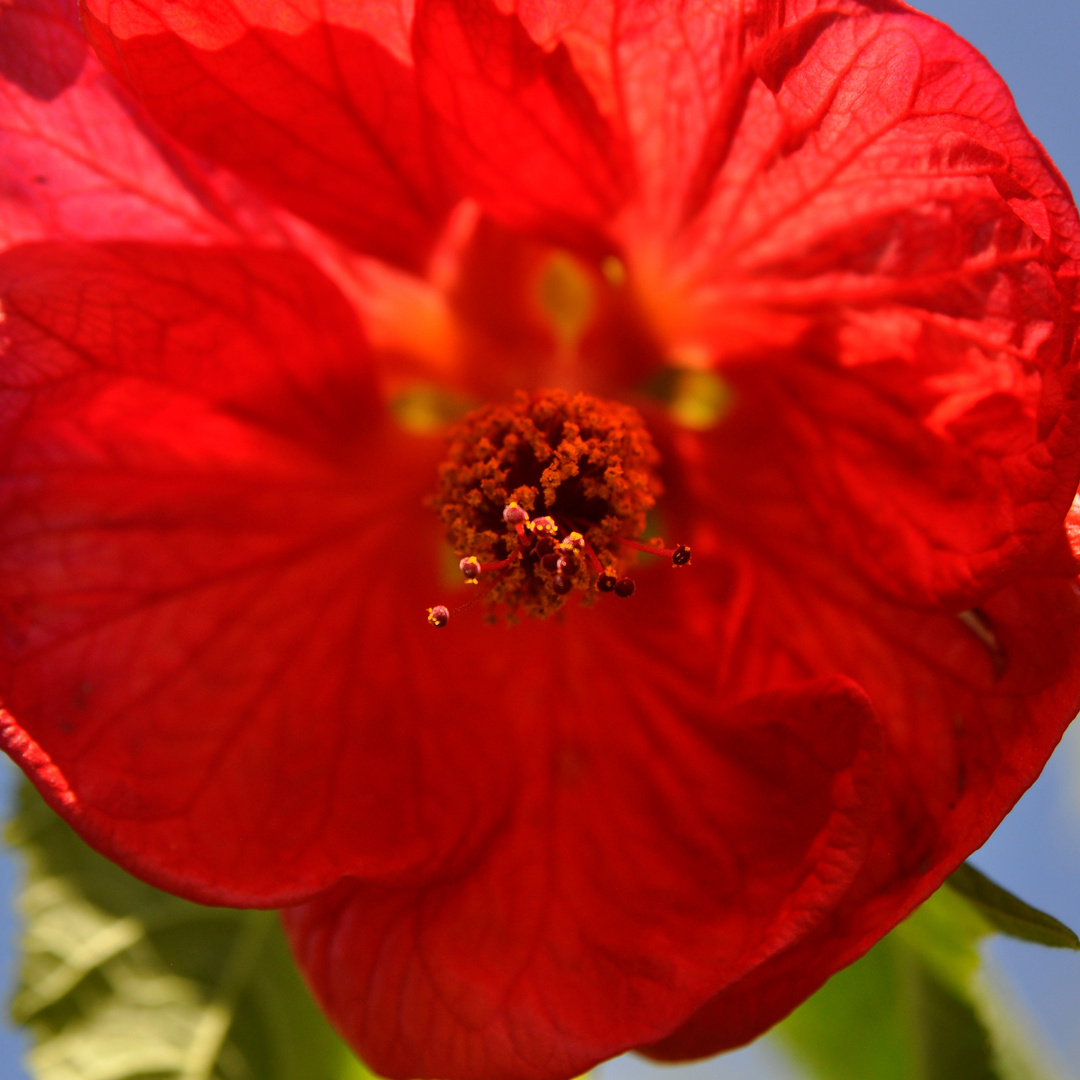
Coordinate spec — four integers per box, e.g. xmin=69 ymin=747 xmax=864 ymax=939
xmin=618 ymin=536 xmax=691 ymax=563
xmin=614 ymin=577 xmax=636 ymax=598
xmin=561 ymin=532 xmax=585 ymax=552
xmin=459 ymin=556 xmax=481 ymax=584
xmin=551 ymin=573 xmax=573 ymax=595
xmin=597 ymin=574 xmax=617 ymax=593
xmin=534 ymin=535 xmax=556 ymax=557
xmin=530 ymin=516 xmax=558 ymax=536
xmin=427 ymin=605 xmax=450 ymax=628
xmin=503 ymin=502 xmax=529 ymax=526
xmin=540 ymin=553 xmax=561 ymax=572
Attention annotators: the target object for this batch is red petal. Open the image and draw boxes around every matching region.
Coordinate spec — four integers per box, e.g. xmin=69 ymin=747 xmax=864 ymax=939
xmin=715 ymin=320 xmax=1080 ymax=609
xmin=413 ymin=0 xmax=630 ymax=250
xmin=285 ymin=673 xmax=882 ymax=1080
xmin=0 ymin=0 xmax=277 ymax=248
xmin=0 ymin=245 xmax=888 ymax=1072
xmin=496 ymin=0 xmax=865 ymax=237
xmin=629 ymin=411 xmax=1080 ymax=1057
xmin=0 ymin=0 xmax=87 ymax=101
xmin=0 ymin=242 xmax=515 ymax=904
xmin=661 ymin=9 xmax=1080 ymax=607
xmin=80 ymin=0 xmax=455 ymax=270
xmin=414 ymin=0 xmax=1080 ymax=602
xmin=642 ymin=571 xmax=1080 ymax=1059
xmin=666 ymin=7 xmax=1080 ymax=280
xmin=508 ymin=1 xmax=1080 ymax=266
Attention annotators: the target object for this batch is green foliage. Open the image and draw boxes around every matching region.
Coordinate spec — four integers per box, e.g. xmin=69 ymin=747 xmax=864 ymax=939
xmin=9 ymin=777 xmax=1078 ymax=1080
xmin=8 ymin=779 xmax=376 ymax=1080
xmin=945 ymin=864 xmax=1080 ymax=951
xmin=773 ymin=864 xmax=1072 ymax=1080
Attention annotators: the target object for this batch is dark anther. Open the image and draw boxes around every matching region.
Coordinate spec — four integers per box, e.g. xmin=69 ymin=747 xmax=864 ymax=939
xmin=534 ymin=535 xmax=556 ymax=556
xmin=614 ymin=577 xmax=636 ymax=598
xmin=459 ymin=556 xmax=481 ymax=582
xmin=551 ymin=574 xmax=573 ymax=595
xmin=427 ymin=605 xmax=450 ymax=628
xmin=541 ymin=553 xmax=561 ymax=572
xmin=597 ymin=574 xmax=617 ymax=593
xmin=672 ymin=544 xmax=692 ymax=567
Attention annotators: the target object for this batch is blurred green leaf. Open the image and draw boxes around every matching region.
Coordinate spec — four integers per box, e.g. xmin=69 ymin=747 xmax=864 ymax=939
xmin=945 ymin=864 xmax=1080 ymax=950
xmin=773 ymin=871 xmax=1066 ymax=1080
xmin=8 ymin=779 xmax=378 ymax=1080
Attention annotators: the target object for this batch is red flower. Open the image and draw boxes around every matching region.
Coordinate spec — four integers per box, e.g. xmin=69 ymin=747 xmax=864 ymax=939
xmin=2 ymin=0 xmax=1080 ymax=1077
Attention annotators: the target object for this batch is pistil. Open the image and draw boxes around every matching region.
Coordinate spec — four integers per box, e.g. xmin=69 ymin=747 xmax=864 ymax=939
xmin=427 ymin=390 xmax=690 ymax=624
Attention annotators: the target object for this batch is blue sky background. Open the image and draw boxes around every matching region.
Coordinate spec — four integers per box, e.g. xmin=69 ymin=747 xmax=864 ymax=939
xmin=2 ymin=1 xmax=1080 ymax=1077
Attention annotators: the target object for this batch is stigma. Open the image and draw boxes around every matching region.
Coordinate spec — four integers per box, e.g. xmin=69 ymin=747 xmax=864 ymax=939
xmin=427 ymin=390 xmax=690 ymax=624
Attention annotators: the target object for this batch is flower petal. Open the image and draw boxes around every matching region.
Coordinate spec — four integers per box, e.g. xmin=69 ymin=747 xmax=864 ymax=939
xmin=0 ymin=241 xmax=514 ymax=904
xmin=642 ymin=570 xmax=1080 ymax=1059
xmin=630 ymin=412 xmax=1080 ymax=1057
xmin=0 ymin=244 xmax=887 ymax=1071
xmin=664 ymin=7 xmax=1080 ymax=284
xmin=0 ymin=0 xmax=278 ymax=248
xmin=79 ymin=0 xmax=456 ymax=270
xmin=285 ymin=671 xmax=882 ymax=1080
xmin=0 ymin=0 xmax=87 ymax=101
xmin=656 ymin=6 xmax=1080 ymax=606
xmin=412 ymin=0 xmax=631 ymax=249
xmin=421 ymin=0 xmax=1080 ymax=603
xmin=508 ymin=0 xmax=1080 ymax=268
xmin=715 ymin=319 xmax=1080 ymax=609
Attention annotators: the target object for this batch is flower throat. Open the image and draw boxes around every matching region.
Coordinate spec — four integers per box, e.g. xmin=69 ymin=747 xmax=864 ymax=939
xmin=427 ymin=390 xmax=689 ymax=626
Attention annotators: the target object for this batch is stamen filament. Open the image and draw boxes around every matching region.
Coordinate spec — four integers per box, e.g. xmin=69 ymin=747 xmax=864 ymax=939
xmin=618 ymin=536 xmax=674 ymax=556
xmin=479 ymin=549 xmax=523 ymax=573
xmin=428 ymin=568 xmax=509 ymax=627
xmin=581 ymin=539 xmax=606 ymax=576
xmin=617 ymin=537 xmax=692 ymax=567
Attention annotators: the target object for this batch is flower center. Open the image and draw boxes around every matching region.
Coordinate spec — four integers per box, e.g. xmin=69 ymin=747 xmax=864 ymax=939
xmin=427 ymin=390 xmax=689 ymax=625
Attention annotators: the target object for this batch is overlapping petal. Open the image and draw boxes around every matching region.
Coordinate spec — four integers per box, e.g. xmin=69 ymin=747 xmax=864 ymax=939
xmin=643 ymin=4 xmax=1080 ymax=607
xmin=698 ymin=295 xmax=1080 ymax=610
xmin=633 ymin=397 xmax=1080 ymax=1056
xmin=0 ymin=0 xmax=87 ymax=102
xmin=0 ymin=0 xmax=283 ymax=249
xmin=285 ymin=664 xmax=882 ymax=1080
xmin=413 ymin=0 xmax=630 ymax=249
xmin=0 ymin=241 xmax=888 ymax=1075
xmin=80 ymin=0 xmax=456 ymax=270
xmin=644 ymin=568 xmax=1080 ymax=1056
xmin=0 ymin=242 xmax=521 ymax=904
xmin=416 ymin=0 xmax=1080 ymax=605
